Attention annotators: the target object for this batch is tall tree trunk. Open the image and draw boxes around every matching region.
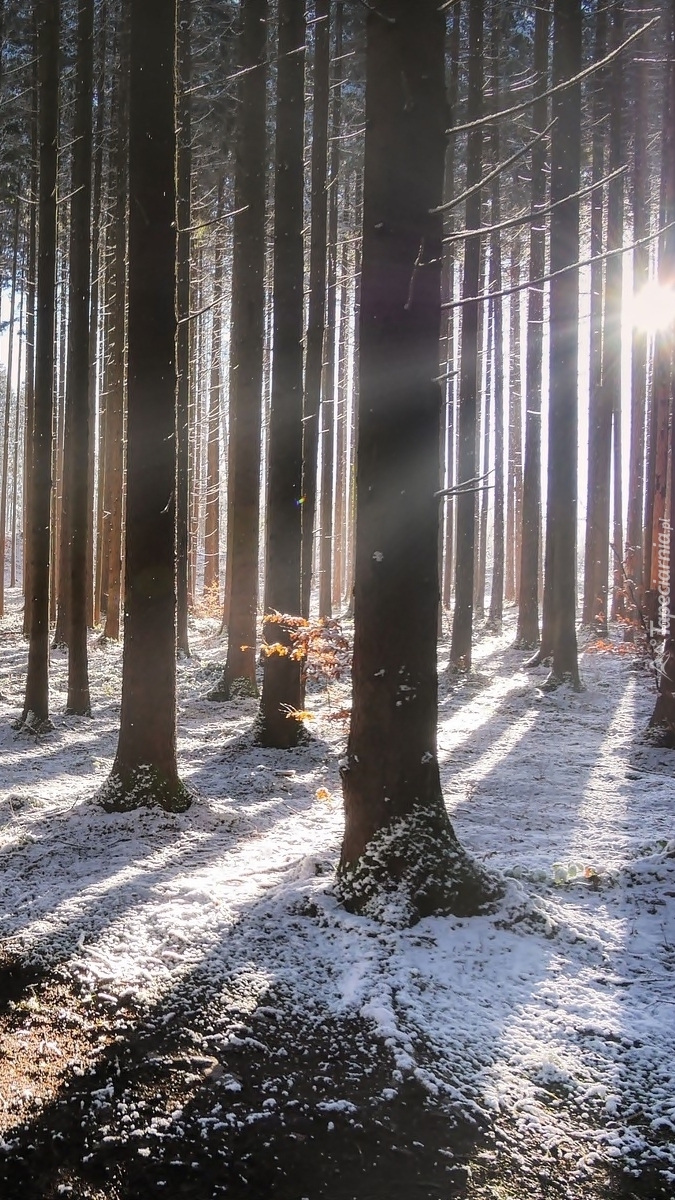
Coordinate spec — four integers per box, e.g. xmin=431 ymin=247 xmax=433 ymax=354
xmin=582 ymin=0 xmax=608 ymax=629
xmin=258 ymin=0 xmax=306 ymax=748
xmin=176 ymin=0 xmax=192 ymax=656
xmin=300 ymin=0 xmax=331 ymax=619
xmin=339 ymin=0 xmax=494 ymax=922
xmin=487 ymin=0 xmax=506 ymax=630
xmin=65 ymin=0 xmax=94 ymax=715
xmin=0 ymin=192 xmax=21 ymax=619
xmin=87 ymin=0 xmax=106 ymax=629
xmin=541 ymin=0 xmax=582 ymax=688
xmin=10 ymin=237 xmax=26 ymax=591
xmin=103 ymin=8 xmax=129 ymax=641
xmin=517 ymin=0 xmax=549 ymax=648
xmin=212 ymin=0 xmax=267 ymax=700
xmin=203 ymin=183 xmax=224 ymax=597
xmin=442 ymin=5 xmax=461 ymax=610
xmin=608 ymin=0 xmax=625 ymax=621
xmin=450 ymin=0 xmax=483 ymax=671
xmin=21 ymin=0 xmax=60 ymax=731
xmin=99 ymin=0 xmax=189 ymax=812
xmin=626 ymin=3 xmax=649 ymax=593
xmin=23 ymin=16 xmax=38 ymax=639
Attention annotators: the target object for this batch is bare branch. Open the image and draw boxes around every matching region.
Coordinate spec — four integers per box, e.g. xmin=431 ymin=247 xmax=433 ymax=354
xmin=446 ymin=17 xmax=659 ymax=136
xmin=432 ymin=121 xmax=555 ymax=216
xmin=442 ymin=221 xmax=675 ymax=311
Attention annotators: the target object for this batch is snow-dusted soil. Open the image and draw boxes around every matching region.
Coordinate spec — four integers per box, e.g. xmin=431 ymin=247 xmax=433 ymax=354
xmin=0 ymin=591 xmax=674 ymax=1199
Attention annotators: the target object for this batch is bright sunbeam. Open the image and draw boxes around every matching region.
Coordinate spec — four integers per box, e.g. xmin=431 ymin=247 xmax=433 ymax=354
xmin=627 ymin=280 xmax=675 ymax=333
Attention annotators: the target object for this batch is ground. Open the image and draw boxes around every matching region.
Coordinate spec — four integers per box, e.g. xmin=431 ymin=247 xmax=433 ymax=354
xmin=0 ymin=595 xmax=674 ymax=1200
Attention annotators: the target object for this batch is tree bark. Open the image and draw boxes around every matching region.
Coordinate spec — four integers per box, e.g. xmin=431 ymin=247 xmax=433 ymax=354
xmin=516 ymin=0 xmax=549 ymax=648
xmin=0 ymin=192 xmax=21 ymax=620
xmin=339 ymin=0 xmax=495 ymax=923
xmin=450 ymin=0 xmax=483 ymax=671
xmin=65 ymin=0 xmax=94 ymax=715
xmin=211 ymin=0 xmax=268 ymax=701
xmin=203 ymin=180 xmax=225 ymax=598
xmin=300 ymin=0 xmax=331 ymax=619
xmin=176 ymin=0 xmax=192 ymax=657
xmin=258 ymin=0 xmax=306 ymax=749
xmin=541 ymin=0 xmax=582 ymax=689
xmin=98 ymin=0 xmax=189 ymax=812
xmin=21 ymin=0 xmax=60 ymax=731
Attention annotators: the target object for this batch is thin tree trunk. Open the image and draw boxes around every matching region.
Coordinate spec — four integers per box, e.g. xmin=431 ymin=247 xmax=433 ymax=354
xmin=87 ymin=0 xmax=106 ymax=629
xmin=176 ymin=0 xmax=192 ymax=656
xmin=65 ymin=0 xmax=94 ymax=715
xmin=300 ymin=0 xmax=331 ymax=619
xmin=450 ymin=0 xmax=483 ymax=671
xmin=541 ymin=0 xmax=582 ymax=688
xmin=23 ymin=16 xmax=38 ymax=639
xmin=10 ymin=237 xmax=26 ymax=591
xmin=626 ymin=3 xmax=649 ymax=593
xmin=258 ymin=0 xmax=306 ymax=748
xmin=516 ymin=0 xmax=549 ymax=648
xmin=21 ymin=0 xmax=60 ymax=730
xmin=203 ymin=182 xmax=224 ymax=597
xmin=582 ymin=0 xmax=608 ymax=629
xmin=214 ymin=0 xmax=267 ymax=699
xmin=442 ymin=5 xmax=461 ymax=610
xmin=0 ymin=192 xmax=21 ymax=619
xmin=103 ymin=8 xmax=129 ymax=641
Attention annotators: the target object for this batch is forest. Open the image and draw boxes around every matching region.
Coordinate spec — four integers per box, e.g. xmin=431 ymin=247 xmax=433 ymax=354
xmin=0 ymin=0 xmax=674 ymax=1196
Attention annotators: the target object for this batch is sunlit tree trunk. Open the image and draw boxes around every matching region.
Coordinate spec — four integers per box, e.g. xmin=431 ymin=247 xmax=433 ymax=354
xmin=339 ymin=0 xmax=494 ymax=922
xmin=176 ymin=0 xmax=192 ymax=656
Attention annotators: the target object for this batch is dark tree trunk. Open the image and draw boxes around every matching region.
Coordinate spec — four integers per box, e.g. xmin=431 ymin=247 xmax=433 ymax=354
xmin=176 ymin=0 xmax=192 ymax=657
xmin=203 ymin=182 xmax=224 ymax=598
xmin=21 ymin=0 xmax=59 ymax=730
xmin=23 ymin=35 xmax=38 ymax=638
xmin=516 ymin=0 xmax=549 ymax=648
xmin=442 ymin=5 xmax=461 ymax=610
xmin=258 ymin=0 xmax=306 ymax=749
xmin=487 ymin=0 xmax=505 ymax=629
xmin=10 ymin=240 xmax=26 ymax=591
xmin=582 ymin=0 xmax=608 ymax=630
xmin=103 ymin=8 xmax=129 ymax=642
xmin=65 ymin=0 xmax=94 ymax=715
xmin=211 ymin=0 xmax=268 ymax=700
xmin=300 ymin=0 xmax=331 ymax=619
xmin=98 ymin=0 xmax=189 ymax=812
xmin=541 ymin=0 xmax=582 ymax=688
xmin=626 ymin=4 xmax=649 ymax=592
xmin=86 ymin=0 xmax=106 ymax=630
xmin=0 ymin=192 xmax=21 ymax=620
xmin=318 ymin=3 xmax=343 ymax=620
xmin=450 ymin=0 xmax=483 ymax=671
xmin=339 ymin=0 xmax=495 ymax=923
xmin=607 ymin=1 xmax=625 ymax=621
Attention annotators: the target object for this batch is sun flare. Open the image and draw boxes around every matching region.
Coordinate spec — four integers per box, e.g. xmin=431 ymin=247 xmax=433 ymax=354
xmin=627 ymin=280 xmax=675 ymax=334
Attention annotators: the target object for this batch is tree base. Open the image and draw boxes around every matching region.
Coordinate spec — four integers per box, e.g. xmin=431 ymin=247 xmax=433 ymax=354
xmin=541 ymin=669 xmax=584 ymax=693
xmin=513 ymin=635 xmax=538 ymax=651
xmin=337 ymin=804 xmax=500 ymax=926
xmin=11 ymin=710 xmax=55 ymax=735
xmin=96 ymin=765 xmax=192 ymax=813
xmin=647 ymin=692 xmax=675 ymax=746
xmin=207 ymin=674 xmax=258 ymax=703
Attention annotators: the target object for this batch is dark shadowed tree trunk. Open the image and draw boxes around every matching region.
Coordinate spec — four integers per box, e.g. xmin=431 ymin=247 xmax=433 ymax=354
xmin=258 ymin=0 xmax=306 ymax=749
xmin=626 ymin=5 xmax=649 ymax=592
xmin=516 ymin=0 xmax=549 ymax=648
xmin=300 ymin=0 xmax=330 ymax=619
xmin=98 ymin=0 xmax=190 ymax=812
xmin=65 ymin=0 xmax=94 ymax=715
xmin=581 ymin=0 xmax=608 ymax=630
xmin=450 ymin=0 xmax=483 ymax=671
xmin=0 ymin=192 xmax=20 ymax=621
xmin=20 ymin=0 xmax=60 ymax=731
xmin=23 ymin=28 xmax=38 ymax=639
xmin=204 ymin=182 xmax=224 ymax=598
xmin=209 ymin=0 xmax=268 ymax=701
xmin=339 ymin=0 xmax=495 ymax=924
xmin=176 ymin=0 xmax=192 ymax=657
xmin=541 ymin=0 xmax=582 ymax=688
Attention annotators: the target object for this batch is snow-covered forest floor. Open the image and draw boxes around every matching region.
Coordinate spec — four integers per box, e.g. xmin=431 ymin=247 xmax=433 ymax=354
xmin=0 ymin=590 xmax=674 ymax=1200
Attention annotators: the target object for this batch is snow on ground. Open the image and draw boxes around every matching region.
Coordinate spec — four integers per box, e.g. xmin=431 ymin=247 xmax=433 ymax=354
xmin=1 ymin=592 xmax=674 ymax=1187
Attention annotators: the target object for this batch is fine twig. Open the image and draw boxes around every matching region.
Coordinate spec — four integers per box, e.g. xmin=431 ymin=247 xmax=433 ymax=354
xmin=432 ymin=120 xmax=555 ymax=216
